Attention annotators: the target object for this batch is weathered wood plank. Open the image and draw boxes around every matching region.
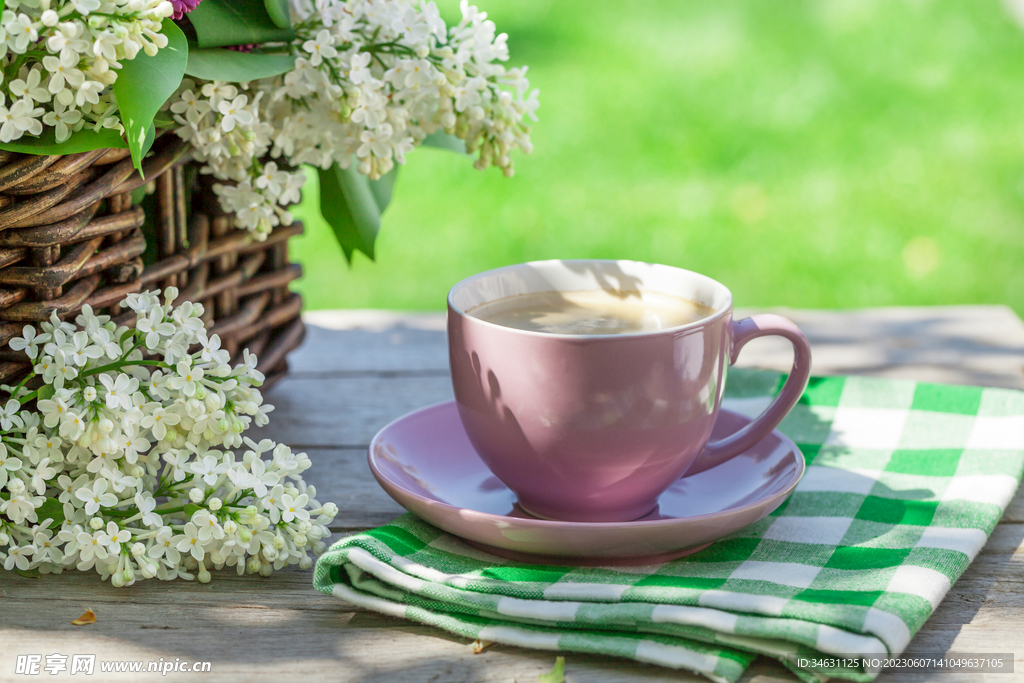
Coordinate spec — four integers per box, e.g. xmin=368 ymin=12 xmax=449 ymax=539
xmin=3 ymin=533 xmax=1024 ymax=683
xmin=5 ymin=305 xmax=1024 ymax=683
xmin=733 ymin=305 xmax=1024 ymax=390
xmin=1003 ymin=482 xmax=1024 ymax=524
xmin=302 ymin=448 xmax=406 ymax=529
xmin=294 ymin=310 xmax=448 ymax=374
xmin=0 ymin=621 xmax=710 ymax=682
xmin=293 ymin=305 xmax=1024 ymax=389
xmin=2 ymin=536 xmax=1023 ymax=683
xmin=255 ymin=376 xmax=454 ymax=448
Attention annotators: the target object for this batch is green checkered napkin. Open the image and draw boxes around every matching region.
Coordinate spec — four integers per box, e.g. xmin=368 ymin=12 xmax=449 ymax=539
xmin=314 ymin=370 xmax=1024 ymax=683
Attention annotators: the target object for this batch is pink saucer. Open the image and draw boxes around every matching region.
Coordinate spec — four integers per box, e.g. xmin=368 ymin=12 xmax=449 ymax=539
xmin=368 ymin=402 xmax=804 ymax=566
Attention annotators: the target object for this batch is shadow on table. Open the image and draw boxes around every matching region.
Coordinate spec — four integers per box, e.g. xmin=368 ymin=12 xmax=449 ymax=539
xmin=2 ymin=322 xmax=1011 ymax=679
xmin=744 ymin=307 xmax=1024 ymax=390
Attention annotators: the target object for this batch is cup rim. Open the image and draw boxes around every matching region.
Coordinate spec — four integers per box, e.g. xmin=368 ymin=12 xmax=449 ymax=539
xmin=447 ymin=259 xmax=733 ymax=339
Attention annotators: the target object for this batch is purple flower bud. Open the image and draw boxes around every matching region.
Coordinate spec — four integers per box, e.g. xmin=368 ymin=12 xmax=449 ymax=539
xmin=170 ymin=0 xmax=201 ymax=20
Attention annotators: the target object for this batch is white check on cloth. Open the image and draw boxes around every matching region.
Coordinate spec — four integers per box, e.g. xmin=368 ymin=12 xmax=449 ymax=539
xmin=315 ymin=370 xmax=1024 ymax=682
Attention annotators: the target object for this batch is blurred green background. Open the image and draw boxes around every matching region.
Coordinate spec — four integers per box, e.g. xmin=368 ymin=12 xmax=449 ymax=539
xmin=291 ymin=0 xmax=1024 ymax=315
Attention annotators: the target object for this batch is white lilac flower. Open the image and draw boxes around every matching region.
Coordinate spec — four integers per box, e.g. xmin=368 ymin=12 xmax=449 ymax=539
xmin=9 ymin=68 xmax=50 ymax=105
xmin=76 ymin=529 xmax=109 ymax=563
xmin=117 ymin=428 xmax=150 ymax=464
xmin=163 ymin=450 xmax=191 ymax=482
xmin=100 ymin=373 xmax=138 ymax=411
xmin=32 ymin=527 xmax=62 ymax=564
xmin=176 ymin=523 xmax=205 ymax=561
xmin=279 ymin=493 xmax=310 ymax=523
xmin=45 ymin=352 xmax=77 ymax=390
xmin=58 ymin=412 xmax=85 ymax=440
xmin=168 ymin=360 xmax=203 ymax=397
xmin=71 ymin=0 xmax=101 ymax=15
xmin=0 ymin=445 xmax=22 ymax=487
xmin=226 ymin=465 xmax=259 ymax=493
xmin=90 ymin=328 xmax=122 ymax=360
xmin=3 ymin=545 xmax=32 ymax=571
xmin=193 ymin=509 xmax=225 ymax=542
xmin=148 ymin=527 xmax=181 ymax=564
xmin=303 ymin=29 xmax=337 ymax=67
xmin=254 ymin=162 xmax=289 ymax=196
xmin=156 ymin=0 xmax=535 ymax=237
xmin=56 ymin=474 xmax=77 ymax=503
xmin=75 ymin=479 xmax=117 ymax=515
xmin=189 ymin=453 xmax=228 ymax=487
xmin=199 ymin=334 xmax=229 ymax=365
xmin=217 ymin=95 xmax=253 ymax=132
xmin=41 ymin=100 xmax=82 ymax=141
xmin=37 ymin=394 xmax=70 ymax=429
xmin=46 ymin=22 xmax=89 ymax=62
xmin=74 ymin=80 xmax=104 ymax=108
xmin=171 ymin=302 xmax=205 ymax=335
xmin=264 ymin=484 xmax=285 ymax=524
xmin=29 ymin=458 xmax=55 ymax=494
xmin=0 ymin=399 xmax=23 ymax=431
xmin=0 ymin=97 xmax=43 ymax=142
xmin=61 ymin=331 xmax=104 ymax=367
xmin=0 ymin=290 xmax=335 ymax=584
xmin=2 ymin=485 xmax=44 ymax=524
xmin=248 ymin=458 xmax=280 ymax=497
xmin=43 ymin=53 xmax=86 ymax=94
xmin=104 ymin=521 xmax=131 ymax=555
xmin=8 ymin=326 xmax=39 ymax=359
xmin=100 ymin=467 xmax=139 ymax=493
xmin=170 ymin=89 xmax=210 ymax=118
xmin=135 ymin=493 xmax=162 ymax=527
xmin=141 ymin=405 xmax=180 ymax=440
xmin=33 ymin=433 xmax=63 ymax=463
xmin=241 ymin=349 xmax=264 ymax=384
xmin=136 ymin=307 xmax=174 ymax=349
xmin=7 ymin=14 xmax=37 ymax=53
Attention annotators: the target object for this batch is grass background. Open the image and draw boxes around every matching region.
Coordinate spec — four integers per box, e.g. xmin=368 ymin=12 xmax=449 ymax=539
xmin=290 ymin=0 xmax=1024 ymax=315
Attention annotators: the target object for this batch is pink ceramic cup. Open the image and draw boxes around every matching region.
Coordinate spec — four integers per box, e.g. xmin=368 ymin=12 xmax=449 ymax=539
xmin=447 ymin=260 xmax=811 ymax=523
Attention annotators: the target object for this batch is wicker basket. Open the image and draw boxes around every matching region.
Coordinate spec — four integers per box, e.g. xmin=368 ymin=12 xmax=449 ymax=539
xmin=0 ymin=134 xmax=305 ymax=388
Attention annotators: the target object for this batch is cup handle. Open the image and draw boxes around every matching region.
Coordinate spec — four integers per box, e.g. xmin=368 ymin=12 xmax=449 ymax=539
xmin=688 ymin=314 xmax=812 ymax=476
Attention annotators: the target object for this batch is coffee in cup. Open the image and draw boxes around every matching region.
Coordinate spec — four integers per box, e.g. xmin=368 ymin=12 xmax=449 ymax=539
xmin=468 ymin=289 xmax=715 ymax=335
xmin=447 ymin=260 xmax=811 ymax=523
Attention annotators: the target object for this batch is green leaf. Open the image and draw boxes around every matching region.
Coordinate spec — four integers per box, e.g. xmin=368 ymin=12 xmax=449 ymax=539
xmin=186 ymin=48 xmax=296 ymax=82
xmin=35 ymin=384 xmax=55 ymax=402
xmin=35 ymin=497 xmax=65 ymax=529
xmin=538 ymin=657 xmax=565 ymax=683
xmin=130 ymin=185 xmax=148 ymax=205
xmin=189 ymin=0 xmax=296 ymax=48
xmin=184 ymin=503 xmax=203 ymax=518
xmin=140 ymin=124 xmax=156 ymax=159
xmin=264 ymin=0 xmax=290 ymax=29
xmin=422 ymin=131 xmax=467 ymax=154
xmin=316 ymin=163 xmax=398 ymax=262
xmin=15 ymin=568 xmax=41 ymax=579
xmin=114 ymin=19 xmax=188 ymax=174
xmin=0 ymin=127 xmax=127 ymax=156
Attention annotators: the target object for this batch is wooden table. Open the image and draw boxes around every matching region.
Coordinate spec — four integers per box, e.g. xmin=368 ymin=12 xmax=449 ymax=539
xmin=3 ymin=305 xmax=1023 ymax=682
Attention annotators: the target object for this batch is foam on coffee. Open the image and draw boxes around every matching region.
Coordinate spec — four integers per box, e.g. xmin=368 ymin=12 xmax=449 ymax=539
xmin=468 ymin=289 xmax=714 ymax=335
